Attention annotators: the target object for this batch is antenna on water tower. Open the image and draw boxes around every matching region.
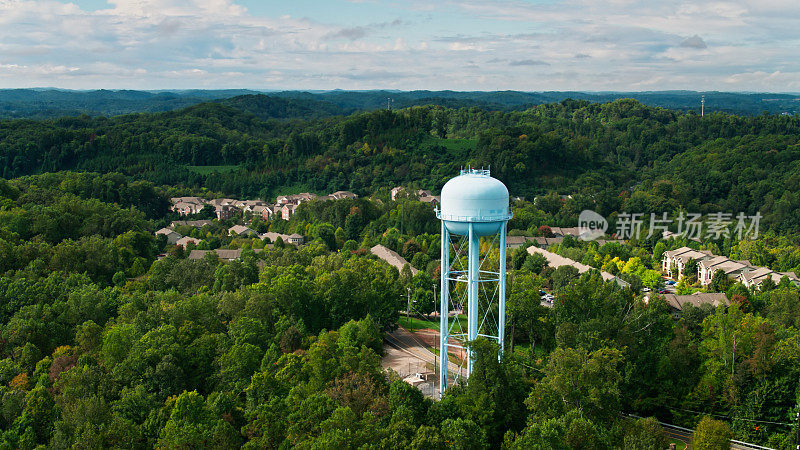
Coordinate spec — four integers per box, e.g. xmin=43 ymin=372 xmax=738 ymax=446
xmin=436 ymin=168 xmax=511 ymax=398
xmin=701 ymin=95 xmax=705 ymax=117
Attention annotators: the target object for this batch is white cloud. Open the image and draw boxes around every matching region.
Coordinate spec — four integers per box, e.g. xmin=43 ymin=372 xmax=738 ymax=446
xmin=680 ymin=35 xmax=707 ymax=49
xmin=0 ymin=0 xmax=796 ymax=90
xmin=724 ymin=71 xmax=800 ymax=90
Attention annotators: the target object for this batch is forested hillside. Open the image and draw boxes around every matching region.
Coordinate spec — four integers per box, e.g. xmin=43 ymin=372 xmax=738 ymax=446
xmin=2 ymin=89 xmax=799 ymax=119
xmin=2 ymin=98 xmax=800 ymax=448
xmin=1 ymin=171 xmax=800 ymax=448
xmin=2 ymin=96 xmax=800 ymax=231
xmin=0 ymin=89 xmax=261 ymax=119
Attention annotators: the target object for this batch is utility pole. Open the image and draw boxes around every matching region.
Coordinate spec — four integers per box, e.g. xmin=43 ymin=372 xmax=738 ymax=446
xmin=434 ymin=281 xmax=438 ymax=387
xmin=795 ymin=407 xmax=799 ymax=450
xmin=406 ymin=287 xmax=412 ymax=332
xmin=432 ymin=284 xmax=437 ymax=321
xmin=399 ymin=203 xmax=403 ymax=235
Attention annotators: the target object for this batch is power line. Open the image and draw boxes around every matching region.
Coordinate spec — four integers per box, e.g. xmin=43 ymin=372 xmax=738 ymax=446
xmin=651 ymin=391 xmax=798 ymax=424
xmin=660 ymin=405 xmax=794 ymax=426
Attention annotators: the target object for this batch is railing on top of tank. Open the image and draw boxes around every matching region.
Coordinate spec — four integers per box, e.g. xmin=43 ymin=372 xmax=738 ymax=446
xmin=434 ymin=206 xmax=513 ymax=222
xmin=459 ymin=168 xmax=491 ymax=177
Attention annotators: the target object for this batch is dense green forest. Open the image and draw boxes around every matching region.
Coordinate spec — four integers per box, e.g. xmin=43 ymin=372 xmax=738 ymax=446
xmin=1 ymin=98 xmax=800 ymax=448
xmin=2 ymin=95 xmax=800 ymax=232
xmin=0 ymin=171 xmax=798 ymax=448
xmin=2 ymin=89 xmax=798 ymax=119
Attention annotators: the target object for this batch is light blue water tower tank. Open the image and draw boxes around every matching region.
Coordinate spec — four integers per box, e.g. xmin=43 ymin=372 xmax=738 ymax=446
xmin=439 ymin=169 xmax=510 ymax=236
xmin=436 ymin=168 xmax=511 ymax=397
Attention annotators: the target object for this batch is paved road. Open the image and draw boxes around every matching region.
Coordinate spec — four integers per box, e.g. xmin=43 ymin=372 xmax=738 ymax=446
xmin=385 ymin=327 xmax=464 ymax=382
xmin=660 ymin=423 xmax=775 ymax=450
xmin=662 ymin=425 xmax=691 ymax=448
xmin=655 ymin=417 xmax=773 ymax=450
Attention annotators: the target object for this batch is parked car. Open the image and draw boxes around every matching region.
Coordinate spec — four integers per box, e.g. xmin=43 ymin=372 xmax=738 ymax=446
xmin=658 ymin=290 xmax=670 ymax=294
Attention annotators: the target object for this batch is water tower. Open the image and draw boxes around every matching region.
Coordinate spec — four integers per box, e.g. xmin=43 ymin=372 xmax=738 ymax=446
xmin=436 ymin=168 xmax=511 ymax=396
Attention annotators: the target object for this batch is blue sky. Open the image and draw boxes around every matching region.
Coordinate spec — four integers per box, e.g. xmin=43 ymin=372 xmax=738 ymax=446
xmin=0 ymin=0 xmax=798 ymax=91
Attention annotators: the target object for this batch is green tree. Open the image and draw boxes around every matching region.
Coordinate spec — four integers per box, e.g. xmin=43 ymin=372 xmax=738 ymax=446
xmin=334 ymin=227 xmax=345 ymax=250
xmin=709 ymin=269 xmax=733 ymax=292
xmin=682 ymin=257 xmax=698 ymax=279
xmin=102 ymin=323 xmax=138 ymax=367
xmin=526 ymin=346 xmax=623 ymax=424
xmin=411 ymin=272 xmax=435 ymax=315
xmin=652 ymin=241 xmax=666 ymax=268
xmin=409 ymin=425 xmax=445 ymax=450
xmin=454 ymin=339 xmax=528 ymax=446
xmin=21 ymin=386 xmax=58 ymax=445
xmin=551 ymin=265 xmax=579 ymax=290
xmin=766 ymin=289 xmax=800 ymax=328
xmin=313 ymin=223 xmax=337 ymax=251
xmin=440 ymin=418 xmax=487 ymax=450
xmin=693 ymin=416 xmax=731 ymax=450
xmin=510 ymin=245 xmax=531 ymax=270
xmin=623 ymin=416 xmax=668 ymax=450
xmin=219 ymin=343 xmax=263 ymax=389
xmin=157 ymin=390 xmax=241 ymax=449
xmin=640 ymin=269 xmax=664 ymax=290
xmin=508 ymin=271 xmax=549 ymax=353
xmin=522 ymin=252 xmax=547 ymax=274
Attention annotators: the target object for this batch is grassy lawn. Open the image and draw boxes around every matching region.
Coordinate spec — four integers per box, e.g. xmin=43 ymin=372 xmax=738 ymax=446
xmin=512 ymin=343 xmax=547 ymax=360
xmin=423 ymin=136 xmax=477 ymax=157
xmin=668 ymin=438 xmax=688 ymax=449
xmin=398 ymin=316 xmax=440 ymax=331
xmin=397 ymin=315 xmax=468 ymax=332
xmin=185 ymin=165 xmax=241 ymax=175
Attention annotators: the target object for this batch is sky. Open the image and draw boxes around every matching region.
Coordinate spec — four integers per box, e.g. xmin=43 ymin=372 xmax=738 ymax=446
xmin=0 ymin=0 xmax=799 ymax=91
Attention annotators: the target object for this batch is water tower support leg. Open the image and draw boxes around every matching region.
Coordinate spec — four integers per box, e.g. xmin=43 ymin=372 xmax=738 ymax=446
xmin=498 ymin=222 xmax=507 ymax=359
xmin=467 ymin=223 xmax=479 ymax=376
xmin=439 ymin=222 xmax=449 ymax=398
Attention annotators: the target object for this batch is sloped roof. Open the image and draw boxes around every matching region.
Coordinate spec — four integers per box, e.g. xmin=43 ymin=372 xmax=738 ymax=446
xmin=506 ymin=235 xmax=536 ymax=246
xmin=176 ymin=236 xmax=200 ymax=246
xmin=663 ymin=247 xmax=694 ymax=258
xmin=188 ymin=249 xmax=243 ymax=260
xmin=527 ymin=246 xmax=625 ymax=285
xmin=548 ymin=227 xmax=581 ymax=237
xmin=674 ymin=249 xmax=712 ymax=263
xmin=657 ymin=292 xmax=729 ymax=310
xmin=713 ymin=260 xmax=750 ymax=274
xmin=370 ymin=244 xmax=418 ymax=275
xmin=188 ymin=248 xmax=264 ymax=261
xmin=170 ymin=196 xmax=205 ymax=205
xmin=698 ymin=255 xmax=729 ymax=269
xmin=156 ymin=227 xmax=181 ymax=237
xmin=171 ymin=220 xmax=212 ymax=228
xmin=331 ymin=190 xmax=358 ymax=199
xmin=229 ymin=225 xmax=256 ymax=236
xmin=739 ymin=267 xmax=773 ymax=282
xmin=260 ymin=232 xmax=288 ymax=241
